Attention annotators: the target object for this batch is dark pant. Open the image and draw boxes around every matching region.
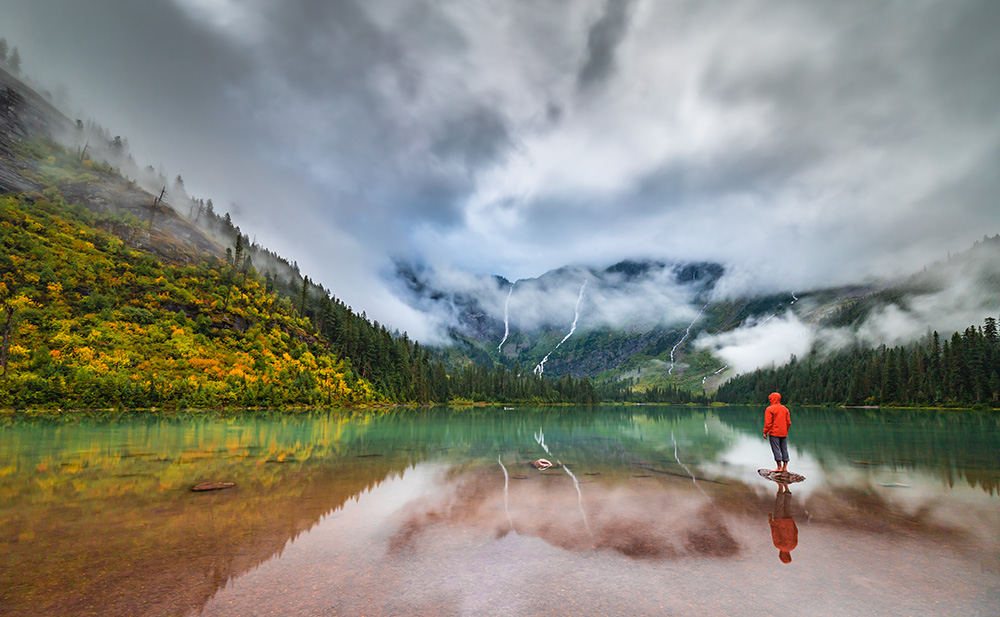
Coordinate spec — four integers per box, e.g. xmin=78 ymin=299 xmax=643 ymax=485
xmin=773 ymin=490 xmax=792 ymax=519
xmin=769 ymin=435 xmax=789 ymax=462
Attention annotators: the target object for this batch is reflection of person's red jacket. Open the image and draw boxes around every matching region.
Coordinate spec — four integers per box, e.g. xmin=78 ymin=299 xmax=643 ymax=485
xmin=769 ymin=515 xmax=798 ymax=551
xmin=764 ymin=392 xmax=791 ymax=437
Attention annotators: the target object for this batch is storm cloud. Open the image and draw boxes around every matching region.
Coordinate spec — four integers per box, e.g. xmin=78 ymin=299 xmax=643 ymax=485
xmin=3 ymin=0 xmax=999 ymax=342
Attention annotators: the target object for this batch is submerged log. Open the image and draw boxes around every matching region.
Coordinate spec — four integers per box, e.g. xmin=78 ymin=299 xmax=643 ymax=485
xmin=191 ymin=481 xmax=235 ymax=492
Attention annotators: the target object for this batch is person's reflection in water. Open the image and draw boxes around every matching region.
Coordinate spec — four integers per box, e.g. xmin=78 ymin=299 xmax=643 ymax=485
xmin=769 ymin=482 xmax=798 ymax=564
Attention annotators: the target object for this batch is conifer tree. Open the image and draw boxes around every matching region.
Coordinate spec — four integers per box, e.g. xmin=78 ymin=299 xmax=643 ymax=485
xmin=241 ymin=254 xmax=253 ymax=285
xmin=109 ymin=136 xmax=125 ymax=157
xmin=7 ymin=47 xmax=19 ymax=75
xmin=299 ymin=276 xmax=309 ymax=316
xmin=233 ymin=232 xmax=244 ymax=272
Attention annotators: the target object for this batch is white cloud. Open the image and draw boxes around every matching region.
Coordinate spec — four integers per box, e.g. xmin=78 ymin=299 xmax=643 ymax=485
xmin=696 ymin=313 xmax=816 ymax=374
xmin=172 ymin=0 xmax=262 ymax=41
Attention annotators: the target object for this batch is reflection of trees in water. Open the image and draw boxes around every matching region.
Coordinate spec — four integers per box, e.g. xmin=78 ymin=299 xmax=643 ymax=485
xmin=717 ymin=406 xmax=1000 ymax=494
xmin=0 ymin=406 xmax=734 ymax=617
xmin=0 ymin=414 xmax=427 ymax=617
xmin=6 ymin=405 xmax=994 ymax=616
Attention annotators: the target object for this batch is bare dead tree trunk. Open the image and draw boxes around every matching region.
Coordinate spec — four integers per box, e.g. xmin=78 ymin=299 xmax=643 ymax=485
xmin=148 ymin=186 xmax=165 ymax=230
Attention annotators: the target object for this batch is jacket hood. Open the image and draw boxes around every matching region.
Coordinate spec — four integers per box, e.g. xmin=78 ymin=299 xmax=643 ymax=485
xmin=769 ymin=392 xmax=782 ymax=404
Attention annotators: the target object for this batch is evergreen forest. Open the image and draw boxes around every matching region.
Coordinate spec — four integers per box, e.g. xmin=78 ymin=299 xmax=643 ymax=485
xmin=716 ymin=318 xmax=1000 ymax=408
xmin=0 ymin=137 xmax=601 ymax=410
xmin=2 ymin=135 xmax=997 ymax=411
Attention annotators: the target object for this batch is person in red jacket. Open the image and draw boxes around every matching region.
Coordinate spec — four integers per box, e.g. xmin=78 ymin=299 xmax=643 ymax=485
xmin=763 ymin=392 xmax=791 ymax=472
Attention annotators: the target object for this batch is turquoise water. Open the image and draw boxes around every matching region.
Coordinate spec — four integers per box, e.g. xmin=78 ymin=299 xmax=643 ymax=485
xmin=2 ymin=406 xmax=998 ymax=616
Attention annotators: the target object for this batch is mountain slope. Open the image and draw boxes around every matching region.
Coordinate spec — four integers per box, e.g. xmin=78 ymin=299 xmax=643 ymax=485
xmin=396 ymin=259 xmax=728 ymax=380
xmin=0 ymin=187 xmax=381 ymax=409
xmin=0 ymin=65 xmax=387 ymax=408
xmin=398 ymin=233 xmax=1000 ymax=398
xmin=0 ymin=65 xmax=603 ymax=409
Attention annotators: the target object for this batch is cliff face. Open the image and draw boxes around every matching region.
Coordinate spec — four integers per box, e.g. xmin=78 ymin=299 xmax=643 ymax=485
xmin=0 ymin=66 xmax=223 ymax=263
xmin=0 ymin=67 xmax=73 ymax=193
xmin=395 ymin=258 xmax=727 ymax=379
xmin=0 ymin=66 xmax=72 ymax=143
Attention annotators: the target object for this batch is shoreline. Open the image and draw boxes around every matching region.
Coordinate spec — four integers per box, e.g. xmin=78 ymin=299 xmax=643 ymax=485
xmin=1 ymin=401 xmax=995 ymax=419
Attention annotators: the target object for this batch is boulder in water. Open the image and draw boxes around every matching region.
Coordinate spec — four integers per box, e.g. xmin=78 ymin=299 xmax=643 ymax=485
xmin=757 ymin=469 xmax=805 ymax=483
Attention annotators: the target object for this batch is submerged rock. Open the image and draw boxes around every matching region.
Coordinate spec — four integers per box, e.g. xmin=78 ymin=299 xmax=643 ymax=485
xmin=529 ymin=458 xmax=558 ymax=470
xmin=757 ymin=469 xmax=805 ymax=483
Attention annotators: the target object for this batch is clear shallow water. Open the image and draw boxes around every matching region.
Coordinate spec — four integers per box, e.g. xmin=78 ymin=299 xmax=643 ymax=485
xmin=1 ymin=406 xmax=998 ymax=617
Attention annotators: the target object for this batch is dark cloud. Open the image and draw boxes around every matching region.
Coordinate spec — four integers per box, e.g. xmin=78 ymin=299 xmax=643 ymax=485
xmin=577 ymin=0 xmax=635 ymax=91
xmin=430 ymin=105 xmax=511 ymax=170
xmin=2 ymin=0 xmax=999 ymax=341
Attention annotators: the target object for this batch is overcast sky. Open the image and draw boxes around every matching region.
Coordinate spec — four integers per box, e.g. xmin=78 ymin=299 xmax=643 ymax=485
xmin=3 ymin=0 xmax=999 ymax=340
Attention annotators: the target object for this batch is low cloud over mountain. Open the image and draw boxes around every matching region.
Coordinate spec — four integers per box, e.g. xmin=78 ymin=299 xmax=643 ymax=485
xmin=5 ymin=0 xmax=999 ymax=344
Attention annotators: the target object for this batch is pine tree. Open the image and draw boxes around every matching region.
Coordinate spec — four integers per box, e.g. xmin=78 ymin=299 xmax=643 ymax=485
xmin=299 ymin=276 xmax=309 ymax=316
xmin=109 ymin=136 xmax=125 ymax=157
xmin=233 ymin=233 xmax=244 ymax=272
xmin=984 ymin=317 xmax=997 ymax=346
xmin=241 ymin=254 xmax=252 ymax=285
xmin=7 ymin=47 xmax=20 ymax=75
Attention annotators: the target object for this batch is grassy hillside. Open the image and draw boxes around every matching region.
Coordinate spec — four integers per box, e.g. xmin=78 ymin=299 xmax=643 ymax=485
xmin=0 ymin=147 xmax=380 ymax=410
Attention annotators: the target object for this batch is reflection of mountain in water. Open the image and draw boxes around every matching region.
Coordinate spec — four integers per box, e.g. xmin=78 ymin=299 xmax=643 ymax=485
xmin=3 ymin=407 xmax=998 ymax=617
xmin=389 ymin=463 xmax=740 ymax=561
xmin=716 ymin=406 xmax=1000 ymax=494
xmin=1 ymin=406 xmax=735 ymax=617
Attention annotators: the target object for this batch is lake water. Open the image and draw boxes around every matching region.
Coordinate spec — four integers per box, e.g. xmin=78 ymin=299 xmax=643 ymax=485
xmin=2 ymin=406 xmax=998 ymax=617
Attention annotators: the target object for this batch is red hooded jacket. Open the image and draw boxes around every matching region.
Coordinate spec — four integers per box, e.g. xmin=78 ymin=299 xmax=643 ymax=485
xmin=764 ymin=392 xmax=791 ymax=437
xmin=770 ymin=515 xmax=798 ymax=552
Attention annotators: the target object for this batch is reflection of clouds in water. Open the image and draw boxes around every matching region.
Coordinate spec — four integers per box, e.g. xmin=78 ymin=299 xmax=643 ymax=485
xmin=194 ymin=457 xmax=1000 ymax=617
xmin=706 ymin=433 xmax=1000 ymax=562
xmin=387 ymin=464 xmax=739 ymax=563
xmin=315 ymin=463 xmax=443 ymax=554
xmin=705 ymin=433 xmax=825 ymax=498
